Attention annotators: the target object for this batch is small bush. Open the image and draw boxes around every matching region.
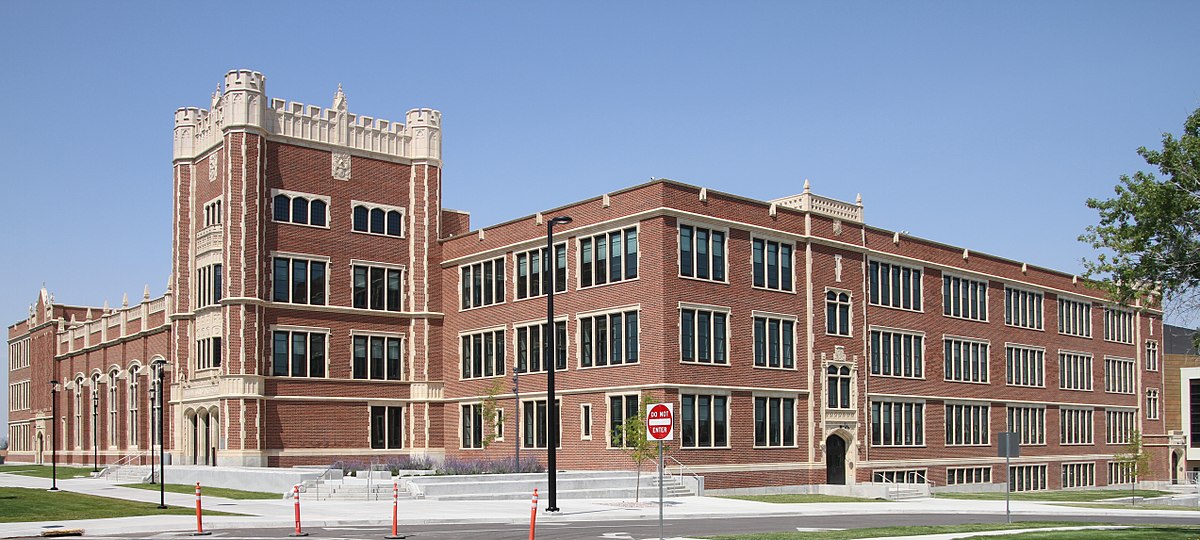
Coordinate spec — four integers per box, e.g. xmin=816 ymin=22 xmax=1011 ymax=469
xmin=385 ymin=455 xmax=436 ymax=475
xmin=437 ymin=456 xmax=544 ymax=476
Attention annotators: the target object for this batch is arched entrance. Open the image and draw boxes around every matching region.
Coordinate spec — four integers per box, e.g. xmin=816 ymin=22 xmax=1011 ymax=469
xmin=207 ymin=407 xmax=219 ymax=466
xmin=826 ymin=434 xmax=847 ymax=485
xmin=36 ymin=433 xmax=44 ymax=465
xmin=1172 ymin=450 xmax=1182 ymax=484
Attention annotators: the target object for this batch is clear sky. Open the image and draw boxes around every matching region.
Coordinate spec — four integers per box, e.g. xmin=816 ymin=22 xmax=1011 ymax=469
xmin=2 ymin=1 xmax=1198 ymax=427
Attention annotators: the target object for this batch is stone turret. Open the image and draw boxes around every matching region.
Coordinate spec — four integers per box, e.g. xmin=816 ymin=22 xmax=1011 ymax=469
xmin=406 ymin=108 xmax=441 ymax=161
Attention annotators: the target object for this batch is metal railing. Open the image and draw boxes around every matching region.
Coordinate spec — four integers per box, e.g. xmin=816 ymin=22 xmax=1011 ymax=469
xmin=659 ymin=455 xmax=704 ymax=496
xmin=99 ymin=450 xmax=149 ymax=480
xmin=875 ymin=470 xmax=934 ymax=499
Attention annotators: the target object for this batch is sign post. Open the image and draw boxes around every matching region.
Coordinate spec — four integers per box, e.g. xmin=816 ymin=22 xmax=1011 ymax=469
xmin=997 ymin=431 xmax=1021 ymax=524
xmin=646 ymin=403 xmax=674 ymax=540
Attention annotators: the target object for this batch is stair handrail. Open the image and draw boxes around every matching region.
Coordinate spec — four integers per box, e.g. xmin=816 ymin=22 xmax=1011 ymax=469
xmin=660 ymin=454 xmax=703 ymax=496
xmin=311 ymin=460 xmax=347 ymax=501
xmin=875 ymin=470 xmax=933 ymax=499
xmin=99 ymin=450 xmax=149 ymax=479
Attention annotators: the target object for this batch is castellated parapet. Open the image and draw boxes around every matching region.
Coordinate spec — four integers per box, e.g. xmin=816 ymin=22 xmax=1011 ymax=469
xmin=173 ymin=69 xmax=441 ymax=163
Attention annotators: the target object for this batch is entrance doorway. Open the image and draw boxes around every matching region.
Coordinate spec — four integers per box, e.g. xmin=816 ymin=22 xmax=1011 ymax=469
xmin=826 ymin=434 xmax=847 ymax=485
xmin=1172 ymin=450 xmax=1181 ymax=484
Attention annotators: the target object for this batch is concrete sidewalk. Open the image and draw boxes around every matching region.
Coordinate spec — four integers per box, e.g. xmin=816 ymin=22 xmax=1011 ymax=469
xmin=2 ymin=472 xmax=1198 ymax=538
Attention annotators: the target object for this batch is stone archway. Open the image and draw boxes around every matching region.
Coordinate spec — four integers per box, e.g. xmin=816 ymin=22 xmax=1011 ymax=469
xmin=826 ymin=434 xmax=848 ymax=485
xmin=36 ymin=433 xmax=44 ymax=465
xmin=206 ymin=407 xmax=219 ymax=466
xmin=1172 ymin=450 xmax=1183 ymax=484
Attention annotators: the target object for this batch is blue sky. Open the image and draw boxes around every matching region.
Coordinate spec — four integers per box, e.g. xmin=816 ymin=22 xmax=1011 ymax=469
xmin=2 ymin=1 xmax=1199 ymax=427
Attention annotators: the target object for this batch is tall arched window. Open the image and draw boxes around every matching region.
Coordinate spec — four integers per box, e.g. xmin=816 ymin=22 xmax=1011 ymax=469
xmin=310 ymin=199 xmax=327 ymax=227
xmin=827 ymin=365 xmax=852 ymax=409
xmin=370 ymin=208 xmax=385 ymax=234
xmin=386 ymin=210 xmax=402 ymax=236
xmin=108 ymin=370 xmax=119 ymax=447
xmin=292 ymin=197 xmax=309 ymax=225
xmin=127 ymin=368 xmax=139 ymax=447
xmin=273 ymin=194 xmax=290 ymax=222
xmin=73 ymin=377 xmax=83 ymax=449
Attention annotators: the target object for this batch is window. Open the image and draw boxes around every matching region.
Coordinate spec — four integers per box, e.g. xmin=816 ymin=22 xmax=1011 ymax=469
xmin=870 ymin=399 xmax=925 ymax=447
xmin=271 ymin=330 xmax=327 ymax=377
xmin=753 ymin=315 xmax=795 ymax=369
xmin=516 ymin=321 xmax=565 ymax=373
xmin=944 ymin=275 xmax=988 ymax=321
xmin=352 ymin=202 xmax=403 ymax=237
xmin=579 ymin=309 xmax=638 ymax=367
xmin=1058 ymin=298 xmax=1092 ymax=337
xmin=196 ymin=263 xmax=222 ymax=308
xmin=1060 ymin=408 xmax=1094 ymax=445
xmin=868 ymin=260 xmax=922 ymax=311
xmin=581 ymin=226 xmax=638 ymax=287
xmin=1145 ymin=340 xmax=1159 ymax=371
xmin=460 ymin=258 xmax=505 ymax=310
xmin=752 ymin=237 xmax=793 ymax=291
xmin=272 ymin=190 xmax=328 ymax=227
xmin=580 ymin=404 xmax=592 ymax=440
xmin=353 ymin=264 xmax=403 ymax=312
xmin=678 ymin=224 xmax=725 ymax=282
xmin=826 ymin=366 xmax=852 ymax=409
xmin=461 ymin=403 xmax=488 ymax=449
xmin=8 ymin=338 xmax=30 ymax=371
xmin=203 ymin=198 xmax=222 ymax=227
xmin=272 ymin=256 xmax=327 ymax=305
xmin=1108 ymin=461 xmax=1135 ymax=485
xmin=73 ymin=378 xmax=82 ymax=448
xmin=869 ymin=328 xmax=924 ymax=378
xmin=516 ymin=243 xmax=567 ymax=299
xmin=944 ymin=338 xmax=989 ymax=383
xmin=1104 ymin=357 xmax=1135 ymax=394
xmin=947 ymin=467 xmax=992 ymax=486
xmin=1007 ymin=406 xmax=1045 ymax=445
xmin=825 ymin=291 xmax=851 ymax=336
xmin=8 ymin=381 xmax=29 ymax=411
xmin=681 ymin=394 xmax=729 ymax=448
xmin=354 ymin=335 xmax=404 ymax=381
xmin=1058 ymin=352 xmax=1093 ymax=391
xmin=1147 ymin=389 xmax=1160 ymax=420
xmin=1193 ymin=381 xmax=1200 ymax=449
xmin=196 ymin=337 xmax=222 ymax=370
xmin=1009 ymin=464 xmax=1047 ymax=492
xmin=1004 ymin=287 xmax=1043 ymax=329
xmin=370 ymin=405 xmax=403 ymax=449
xmin=1106 ymin=409 xmax=1135 ymax=445
xmin=127 ymin=370 xmax=139 ymax=446
xmin=1103 ymin=307 xmax=1134 ymax=344
xmin=1062 ymin=462 xmax=1096 ymax=489
xmin=873 ymin=469 xmax=927 ymax=483
xmin=945 ymin=403 xmax=989 ymax=446
xmin=682 ymin=307 xmax=729 ymax=365
xmin=608 ymin=394 xmax=641 ymax=448
xmin=460 ymin=329 xmax=506 ymax=379
xmin=522 ymin=399 xmax=561 ymax=449
xmin=1005 ymin=345 xmax=1045 ymax=387
xmin=754 ymin=396 xmax=796 ymax=447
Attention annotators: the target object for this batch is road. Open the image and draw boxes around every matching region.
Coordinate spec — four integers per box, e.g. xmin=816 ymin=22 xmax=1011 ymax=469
xmin=85 ymin=513 xmax=1200 ymax=539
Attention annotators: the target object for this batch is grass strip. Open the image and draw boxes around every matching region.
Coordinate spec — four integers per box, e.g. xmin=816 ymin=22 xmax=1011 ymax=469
xmin=0 ymin=465 xmax=98 ymax=479
xmin=718 ymin=494 xmax=886 ymax=503
xmin=119 ymin=482 xmax=280 ymax=500
xmin=976 ymin=526 xmax=1200 ymax=539
xmin=705 ymin=521 xmax=1116 ymax=540
xmin=935 ymin=489 xmax=1170 ymax=502
xmin=0 ymin=487 xmax=239 ymax=523
xmin=1058 ymin=502 xmax=1200 ymax=512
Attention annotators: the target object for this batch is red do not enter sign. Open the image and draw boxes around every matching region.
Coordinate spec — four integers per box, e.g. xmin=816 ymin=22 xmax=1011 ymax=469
xmin=646 ymin=402 xmax=674 ymax=441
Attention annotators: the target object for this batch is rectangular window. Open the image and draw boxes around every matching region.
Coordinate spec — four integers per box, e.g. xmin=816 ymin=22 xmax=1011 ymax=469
xmin=1004 ymin=287 xmax=1043 ymax=329
xmin=1058 ymin=352 xmax=1094 ymax=391
xmin=869 ymin=399 xmax=925 ymax=447
xmin=944 ymin=275 xmax=988 ymax=321
xmin=370 ymin=405 xmax=403 ymax=449
xmin=869 ymin=329 xmax=924 ymax=378
xmin=682 ymin=307 xmax=730 ymax=365
xmin=1058 ymin=298 xmax=1092 ymax=337
xmin=753 ymin=396 xmax=796 ymax=447
xmin=461 ymin=403 xmax=486 ymax=449
xmin=947 ymin=466 xmax=992 ymax=486
xmin=1103 ymin=307 xmax=1134 ymax=344
xmin=1192 ymin=381 xmax=1200 ymax=448
xmin=1009 ymin=464 xmax=1048 ymax=492
xmin=580 ymin=226 xmax=638 ymax=288
xmin=1007 ymin=406 xmax=1046 ymax=445
xmin=872 ymin=469 xmax=928 ymax=483
xmin=516 ymin=321 xmax=566 ymax=373
xmin=1103 ymin=357 xmax=1135 ymax=394
xmin=751 ymin=315 xmax=794 ymax=368
xmin=1147 ymin=389 xmax=1160 ymax=420
xmin=272 ymin=190 xmax=329 ymax=228
xmin=460 ymin=258 xmax=505 ymax=310
xmin=679 ymin=224 xmax=725 ymax=282
xmin=944 ymin=403 xmax=990 ymax=446
xmin=579 ymin=310 xmax=638 ymax=368
xmin=1106 ymin=409 xmax=1135 ymax=445
xmin=352 ymin=202 xmax=404 ymax=238
xmin=516 ymin=243 xmax=567 ymax=299
xmin=580 ymin=404 xmax=592 ymax=440
xmin=681 ymin=394 xmax=729 ymax=448
xmin=272 ymin=256 xmax=327 ymax=305
xmin=1005 ymin=345 xmax=1045 ymax=387
xmin=353 ymin=335 xmax=404 ymax=381
xmin=608 ymin=394 xmax=641 ymax=448
xmin=1061 ymin=462 xmax=1096 ymax=489
xmin=752 ymin=238 xmax=793 ymax=291
xmin=943 ymin=338 xmax=989 ymax=383
xmin=196 ymin=263 xmax=223 ymax=308
xmin=352 ymin=264 xmax=403 ymax=312
xmin=826 ymin=365 xmax=852 ymax=409
xmin=1108 ymin=461 xmax=1135 ymax=485
xmin=522 ymin=399 xmax=561 ymax=449
xmin=1146 ymin=340 xmax=1159 ymax=371
xmin=1060 ymin=407 xmax=1094 ymax=445
xmin=825 ymin=291 xmax=851 ymax=336
xmin=460 ymin=329 xmax=506 ymax=379
xmin=868 ymin=260 xmax=922 ymax=311
xmin=195 ymin=337 xmax=222 ymax=370
xmin=271 ymin=330 xmax=326 ymax=377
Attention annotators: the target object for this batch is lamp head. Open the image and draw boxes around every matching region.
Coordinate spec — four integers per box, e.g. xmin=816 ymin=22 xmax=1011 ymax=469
xmin=50 ymin=379 xmax=60 ymax=387
xmin=549 ymin=216 xmax=573 ymax=226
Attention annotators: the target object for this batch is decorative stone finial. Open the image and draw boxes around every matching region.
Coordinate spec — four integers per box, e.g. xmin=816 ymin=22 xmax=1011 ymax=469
xmin=699 ymin=187 xmax=708 ymax=202
xmin=893 ymin=231 xmax=901 ymax=245
xmin=143 ymin=284 xmax=151 ymax=300
xmin=1021 ymin=263 xmax=1028 ymax=274
xmin=856 ymin=193 xmax=863 ymax=206
xmin=333 ymin=84 xmax=348 ymax=111
xmin=535 ymin=212 xmax=544 ymax=226
xmin=962 ymin=248 xmax=969 ymax=261
xmin=803 ymin=179 xmax=811 ymax=193
xmin=122 ymin=293 xmax=129 ymax=307
xmin=85 ymin=308 xmax=93 ymax=320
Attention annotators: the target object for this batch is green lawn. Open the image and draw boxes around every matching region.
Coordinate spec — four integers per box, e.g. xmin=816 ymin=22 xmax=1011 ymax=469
xmin=706 ymin=522 xmax=1112 ymax=540
xmin=1059 ymin=502 xmax=1200 ymax=512
xmin=0 ymin=464 xmax=97 ymax=479
xmin=718 ymin=494 xmax=885 ymax=503
xmin=935 ymin=489 xmax=1170 ymax=502
xmin=119 ymin=482 xmax=280 ymax=500
xmin=0 ymin=487 xmax=238 ymax=523
xmin=986 ymin=527 xmax=1200 ymax=539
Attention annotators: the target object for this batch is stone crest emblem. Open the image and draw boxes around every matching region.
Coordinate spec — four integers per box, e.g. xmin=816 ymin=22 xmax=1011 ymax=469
xmin=332 ymin=151 xmax=351 ymax=180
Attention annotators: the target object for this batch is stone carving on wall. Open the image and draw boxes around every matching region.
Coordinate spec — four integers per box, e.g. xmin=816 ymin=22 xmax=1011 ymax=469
xmin=835 ymin=254 xmax=843 ymax=282
xmin=332 ymin=152 xmax=352 ymax=180
xmin=208 ymin=152 xmax=218 ymax=182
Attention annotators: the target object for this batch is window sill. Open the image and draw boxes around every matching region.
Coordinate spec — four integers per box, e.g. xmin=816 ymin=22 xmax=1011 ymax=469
xmin=576 ymin=363 xmax=635 ymax=371
xmin=752 ymin=445 xmax=800 ymax=450
xmin=945 ymin=379 xmax=992 ymax=386
xmin=272 ymin=219 xmax=331 ymax=231
xmin=514 ymin=290 xmax=568 ymax=303
xmin=681 ymin=360 xmax=731 ymax=367
xmin=680 ymin=445 xmax=732 ymax=450
xmin=825 ymin=332 xmax=853 ymax=338
xmin=870 ymin=445 xmax=927 ymax=449
xmin=944 ymin=314 xmax=990 ymax=324
xmin=578 ymin=275 xmax=641 ymax=291
xmin=869 ymin=374 xmax=926 ymax=381
xmin=1006 ymin=383 xmax=1047 ymax=389
xmin=1057 ymin=332 xmax=1093 ymax=339
xmin=676 ymin=274 xmax=728 ymax=285
xmin=752 ymin=364 xmax=798 ymax=371
xmin=868 ymin=303 xmax=924 ymax=314
xmin=351 ymin=229 xmax=404 ymax=240
xmin=751 ymin=285 xmax=796 ymax=295
xmin=458 ymin=302 xmax=506 ymax=313
xmin=1004 ymin=323 xmax=1044 ymax=332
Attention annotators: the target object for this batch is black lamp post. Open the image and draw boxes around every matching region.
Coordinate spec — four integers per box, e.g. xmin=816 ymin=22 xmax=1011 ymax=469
xmin=512 ymin=366 xmax=521 ymax=468
xmin=152 ymin=359 xmax=167 ymax=509
xmin=49 ymin=380 xmax=59 ymax=491
xmin=544 ymin=215 xmax=571 ymax=512
xmin=91 ymin=389 xmax=99 ymax=474
xmin=148 ymin=380 xmax=156 ymax=484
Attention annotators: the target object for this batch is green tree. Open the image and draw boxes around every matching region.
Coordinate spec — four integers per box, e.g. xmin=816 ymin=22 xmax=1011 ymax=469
xmin=613 ymin=399 xmax=661 ymax=502
xmin=1112 ymin=429 xmax=1152 ymax=506
xmin=1081 ymin=106 xmax=1200 ymax=330
xmin=479 ymin=380 xmax=504 ymax=449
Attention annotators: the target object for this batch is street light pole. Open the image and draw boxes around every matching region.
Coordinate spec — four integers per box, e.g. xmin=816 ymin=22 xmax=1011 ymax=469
xmin=544 ymin=215 xmax=571 ymax=513
xmin=91 ymin=389 xmax=99 ymax=474
xmin=154 ymin=360 xmax=167 ymax=509
xmin=49 ymin=380 xmax=59 ymax=492
xmin=512 ymin=366 xmax=520 ymax=468
xmin=149 ymin=381 xmax=156 ymax=484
